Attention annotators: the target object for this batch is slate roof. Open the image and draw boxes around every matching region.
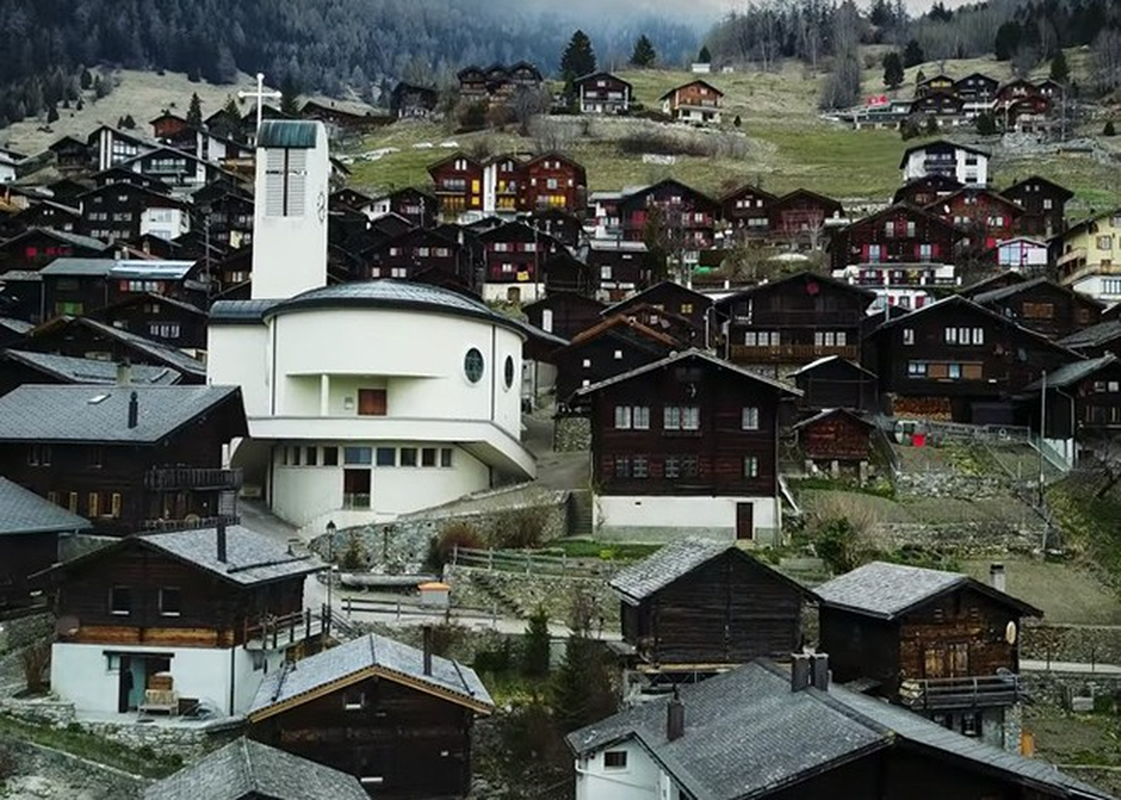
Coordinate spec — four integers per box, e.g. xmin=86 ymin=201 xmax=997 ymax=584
xmin=0 ymin=317 xmax=33 ymax=335
xmin=138 ymin=526 xmax=323 ymax=586
xmin=0 ymin=384 xmax=241 ymax=443
xmin=575 ymin=348 xmax=801 ymax=399
xmin=2 ymin=349 xmax=181 ymax=385
xmin=257 ymin=120 xmax=319 ymax=148
xmin=1058 ymin=320 xmax=1121 ymax=350
xmin=0 ymin=477 xmax=90 ymax=535
xmin=815 ymin=561 xmax=1041 ymax=620
xmin=1025 ymin=354 xmax=1117 ymax=390
xmin=790 ymin=355 xmax=876 ymax=378
xmin=143 ymin=738 xmax=369 ymax=800
xmin=2 ymin=227 xmax=108 ymax=252
xmin=790 ymin=407 xmax=876 ymax=432
xmin=568 ymin=660 xmax=1110 ymax=800
xmin=249 ymin=632 xmax=494 ymax=720
xmin=209 ymin=299 xmax=282 ymax=324
xmin=62 ymin=317 xmax=207 ymax=377
xmin=973 ymin=276 xmax=1099 ymax=308
xmin=610 ymin=539 xmax=731 ymax=602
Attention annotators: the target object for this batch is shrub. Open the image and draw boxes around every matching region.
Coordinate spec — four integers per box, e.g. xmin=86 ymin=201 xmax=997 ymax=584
xmin=426 ymin=623 xmax=465 ymax=658
xmin=494 ymin=507 xmax=546 ymax=550
xmin=814 ymin=516 xmax=864 ymax=574
xmin=1105 ymin=120 xmax=1116 ymax=137
xmin=474 ymin=636 xmax=515 ymax=675
xmin=427 ymin=520 xmax=486 ymax=571
xmin=21 ymin=640 xmax=51 ymax=694
xmin=522 ymin=607 xmax=551 ymax=677
xmin=339 ymin=532 xmax=367 ymax=571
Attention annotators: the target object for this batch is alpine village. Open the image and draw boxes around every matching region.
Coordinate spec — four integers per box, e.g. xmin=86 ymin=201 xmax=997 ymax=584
xmin=5 ymin=1 xmax=1121 ymax=798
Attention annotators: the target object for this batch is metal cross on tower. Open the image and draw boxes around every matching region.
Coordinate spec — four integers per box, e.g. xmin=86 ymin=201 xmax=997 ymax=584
xmin=238 ymin=72 xmax=283 ymax=137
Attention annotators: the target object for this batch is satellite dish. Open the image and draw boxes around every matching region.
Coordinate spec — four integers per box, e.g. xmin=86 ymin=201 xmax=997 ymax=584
xmin=1005 ymin=621 xmax=1018 ymax=645
xmin=56 ymin=616 xmax=80 ymax=637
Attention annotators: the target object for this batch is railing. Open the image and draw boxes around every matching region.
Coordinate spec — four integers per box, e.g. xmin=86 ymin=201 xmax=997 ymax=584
xmin=244 ymin=608 xmax=328 ymax=650
xmin=145 ymin=467 xmax=243 ymax=491
xmin=730 ymin=344 xmax=859 ymax=363
xmin=141 ymin=514 xmax=239 ymax=532
xmin=1060 ymin=260 xmax=1121 ymax=287
xmin=899 ymin=674 xmax=1024 ymax=710
xmin=451 ymin=545 xmax=614 ymax=577
xmin=342 ymin=493 xmax=371 ymax=510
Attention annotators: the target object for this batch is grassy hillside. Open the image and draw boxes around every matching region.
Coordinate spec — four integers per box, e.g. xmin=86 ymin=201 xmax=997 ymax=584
xmin=346 ymin=49 xmax=1120 ymax=210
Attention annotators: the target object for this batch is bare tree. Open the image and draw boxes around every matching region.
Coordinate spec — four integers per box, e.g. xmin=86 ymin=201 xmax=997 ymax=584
xmin=1093 ymin=29 xmax=1121 ymax=95
xmin=509 ymin=86 xmax=550 ymax=136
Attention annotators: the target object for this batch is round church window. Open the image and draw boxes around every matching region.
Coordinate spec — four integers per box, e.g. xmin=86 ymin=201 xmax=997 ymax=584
xmin=504 ymin=355 xmax=515 ymax=389
xmin=464 ymin=348 xmax=484 ymax=383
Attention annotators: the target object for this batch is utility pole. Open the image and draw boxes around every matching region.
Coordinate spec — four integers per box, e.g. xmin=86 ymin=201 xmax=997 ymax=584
xmin=1038 ymin=370 xmax=1047 ymax=505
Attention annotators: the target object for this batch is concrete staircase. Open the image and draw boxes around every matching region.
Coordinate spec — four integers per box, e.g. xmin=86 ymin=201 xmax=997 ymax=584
xmin=568 ymin=490 xmax=594 ymax=537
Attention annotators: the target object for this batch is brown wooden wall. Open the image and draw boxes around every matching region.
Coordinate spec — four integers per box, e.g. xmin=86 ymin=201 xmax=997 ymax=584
xmin=819 ymin=608 xmax=900 ymax=691
xmin=0 ymin=533 xmax=57 ymax=608
xmin=977 ymin=282 xmax=1100 ymax=340
xmin=802 ymin=414 xmax=873 ymax=461
xmin=250 ymin=675 xmax=475 ymax=799
xmin=628 ymin=550 xmax=804 ymax=665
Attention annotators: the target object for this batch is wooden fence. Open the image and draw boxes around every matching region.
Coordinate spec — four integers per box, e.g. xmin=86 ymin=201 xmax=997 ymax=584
xmin=450 ymin=545 xmax=611 ymax=577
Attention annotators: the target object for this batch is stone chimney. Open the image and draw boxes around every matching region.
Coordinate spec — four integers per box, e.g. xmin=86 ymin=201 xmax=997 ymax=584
xmin=666 ymin=688 xmax=685 ymax=742
xmin=127 ymin=391 xmax=139 ymax=429
xmin=116 ymin=359 xmax=132 ymax=386
xmin=422 ymin=625 xmax=433 ymax=676
xmin=810 ymin=652 xmax=830 ymax=691
xmin=217 ymin=520 xmax=228 ymax=564
xmin=990 ymin=563 xmax=1006 ymax=594
xmin=791 ymin=652 xmax=812 ymax=692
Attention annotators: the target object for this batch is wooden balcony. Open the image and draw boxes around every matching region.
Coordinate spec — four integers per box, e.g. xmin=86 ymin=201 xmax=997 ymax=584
xmin=141 ymin=514 xmax=240 ymax=532
xmin=1060 ymin=259 xmax=1121 ymax=287
xmin=145 ymin=467 xmax=243 ymax=491
xmin=245 ymin=608 xmax=327 ymax=651
xmin=730 ymin=344 xmax=859 ymax=363
xmin=899 ymin=674 xmax=1024 ymax=710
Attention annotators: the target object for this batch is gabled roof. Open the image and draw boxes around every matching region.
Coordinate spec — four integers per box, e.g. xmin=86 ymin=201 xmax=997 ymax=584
xmin=144 ymin=738 xmax=368 ymax=800
xmin=1057 ymin=319 xmax=1121 ymax=350
xmin=954 ymin=71 xmax=1000 ymax=87
xmin=892 ymin=173 xmax=963 ymax=204
xmin=249 ymin=632 xmax=494 ymax=721
xmin=844 ymin=201 xmax=961 ymax=238
xmin=1 ymin=349 xmax=181 ymax=385
xmin=78 ymin=180 xmax=186 ymax=207
xmin=0 ymin=227 xmax=108 ymax=253
xmin=573 ymin=70 xmax=632 ymax=89
xmin=899 ymin=139 xmax=990 ymax=168
xmin=575 ymin=348 xmax=801 ymax=399
xmin=0 ymin=384 xmax=241 ymax=444
xmin=618 ymin=178 xmax=718 ymax=211
xmin=0 ymin=477 xmax=90 ymax=535
xmin=610 ymin=538 xmax=814 ymax=606
xmin=659 ymin=79 xmax=725 ymax=100
xmin=90 ymin=291 xmax=207 ymax=319
xmin=790 ymin=355 xmax=876 ymax=379
xmin=815 ymin=561 xmax=1041 ymax=620
xmin=719 ymin=183 xmax=778 ymax=204
xmin=1025 ymin=354 xmax=1118 ymax=390
xmin=567 ymin=314 xmax=679 ymax=350
xmin=569 ymin=659 xmax=1109 ymax=800
xmin=960 ymin=270 xmax=1027 ymax=298
xmin=601 ymin=280 xmax=713 ymax=316
xmin=40 ymin=258 xmax=196 ymax=279
xmin=927 ymin=187 xmax=1025 ymax=217
xmin=715 ymin=271 xmax=877 ymax=308
xmin=40 ymin=525 xmax=322 ymax=588
xmin=1002 ymin=175 xmax=1074 ymax=202
xmin=47 ymin=135 xmax=89 ymax=152
xmin=426 ymin=151 xmax=482 ymax=174
xmin=1060 ymin=207 xmax=1121 ymax=241
xmin=26 ymin=317 xmax=207 ymax=378
xmin=771 ymin=187 xmax=844 ymax=212
xmin=791 ymin=407 xmax=876 ymax=432
xmin=973 ymin=276 xmax=1103 ymax=309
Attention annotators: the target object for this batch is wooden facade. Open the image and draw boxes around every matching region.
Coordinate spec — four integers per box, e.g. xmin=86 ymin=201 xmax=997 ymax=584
xmin=602 ymin=282 xmax=712 ymax=345
xmin=830 ymin=203 xmax=959 ymax=274
xmin=892 ymin=174 xmax=962 ymax=208
xmin=720 ymin=184 xmax=776 ymax=238
xmin=77 ymin=183 xmax=188 ymax=243
xmin=87 ymin=293 xmax=209 ymax=352
xmin=1001 ymin=176 xmax=1073 ymax=239
xmin=769 ymin=189 xmax=844 ymax=244
xmin=717 ymin=272 xmax=874 ymax=368
xmin=540 ymin=251 xmax=595 ymax=295
xmin=617 ymin=180 xmax=719 ymax=251
xmin=522 ymin=293 xmax=603 ymax=341
xmin=427 ymin=153 xmax=484 ymax=216
xmin=792 ymin=356 xmax=879 ymax=411
xmin=477 ymin=222 xmax=560 ymax=292
xmin=928 ymin=188 xmax=1024 ymax=254
xmin=588 ymin=242 xmax=656 ymax=299
xmin=521 ymin=153 xmax=586 ymax=214
xmin=366 ymin=228 xmax=472 ymax=288
xmin=390 ymin=82 xmax=439 ymax=119
xmin=553 ymin=316 xmax=677 ymax=405
xmin=973 ymin=279 xmax=1101 ymax=340
xmin=581 ymin=351 xmax=791 ymax=500
xmin=659 ymin=80 xmax=724 ymax=123
xmin=575 ymin=72 xmax=632 ymax=114
xmin=618 ymin=548 xmax=809 ymax=666
xmin=793 ymin=408 xmax=875 ymax=462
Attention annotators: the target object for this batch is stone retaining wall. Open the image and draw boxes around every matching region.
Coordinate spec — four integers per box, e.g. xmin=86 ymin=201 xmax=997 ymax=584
xmin=0 ymin=611 xmax=53 ymax=653
xmin=0 ymin=698 xmax=76 ymax=727
xmin=1022 ymin=623 xmax=1121 ymax=668
xmin=0 ymin=736 xmax=149 ymax=799
xmin=867 ymin=522 xmax=1045 ymax=555
xmin=443 ymin=564 xmax=619 ymax=628
xmin=1021 ymin=670 xmax=1121 ymax=708
xmin=553 ymin=417 xmax=591 ymax=452
xmin=895 ymin=472 xmax=1012 ymax=499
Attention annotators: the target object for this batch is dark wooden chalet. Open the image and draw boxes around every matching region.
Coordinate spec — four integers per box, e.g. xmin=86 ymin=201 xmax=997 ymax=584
xmin=118 ymin=147 xmax=233 ymax=190
xmin=149 ymin=112 xmax=191 ymax=141
xmin=46 ymin=177 xmax=96 ymax=204
xmin=768 ymin=189 xmax=844 ymax=245
xmin=588 ymin=241 xmax=656 ymax=300
xmin=0 ymin=227 xmax=109 ymax=274
xmin=37 ymin=525 xmax=323 ymax=714
xmin=609 ymin=539 xmax=814 ymax=668
xmin=915 ymin=73 xmax=955 ymax=97
xmin=716 ymin=271 xmax=875 ymax=371
xmin=954 ymin=72 xmax=1000 ymax=104
xmin=520 ymin=153 xmax=586 ymax=214
xmin=390 ymin=82 xmax=439 ymax=119
xmin=522 ymin=208 xmax=582 ymax=249
xmin=48 ymin=135 xmax=92 ymax=173
xmin=427 ymin=153 xmax=484 ymax=217
xmin=248 ymin=632 xmax=493 ymax=800
xmin=0 ymin=349 xmax=182 ymax=397
xmin=0 ymin=477 xmax=90 ymax=608
xmin=331 ymin=187 xmax=375 ymax=216
xmin=829 ymin=203 xmax=960 ymax=275
xmin=193 ymin=182 xmax=255 ymax=251
xmin=959 ymin=270 xmax=1027 ymax=300
xmin=523 ymin=293 xmax=604 ymax=341
xmin=17 ymin=316 xmax=207 ymax=383
xmin=14 ymin=201 xmax=81 ymax=234
xmin=0 ymin=385 xmax=246 ymax=534
xmin=86 ymin=126 xmax=154 ymax=173
xmin=573 ymin=71 xmax=632 ymax=114
xmin=369 ymin=213 xmax=415 ymax=240
xmin=77 ymin=182 xmax=190 ymax=244
xmin=791 ymin=355 xmax=879 ymax=411
xmin=600 ymin=281 xmax=713 ymax=347
xmin=1024 ymin=354 xmax=1121 ymax=444
xmin=1057 ymin=319 xmax=1121 ymax=358
xmin=553 ymin=315 xmax=678 ymax=406
xmin=972 ymin=276 xmax=1102 ymax=340
xmin=540 ymin=251 xmax=595 ymax=296
xmin=792 ymin=407 xmax=876 ymax=464
xmin=574 ymin=349 xmax=800 ymax=540
xmin=87 ymin=292 xmax=209 ymax=352
xmin=817 ymin=561 xmax=1041 ymax=744
xmin=910 ymin=91 xmax=964 ymax=119
xmin=374 ymin=187 xmax=438 ymax=229
xmin=1001 ymin=175 xmax=1073 ymax=238
xmin=366 ymin=228 xmax=473 ymax=290
xmin=720 ymin=184 xmax=777 ymax=238
xmin=926 ymin=188 xmax=1024 ymax=254
xmin=892 ymin=174 xmax=962 ymax=207
xmin=40 ymin=257 xmax=204 ymax=321
xmin=618 ymin=179 xmax=719 ymax=251
xmin=868 ymin=294 xmax=1080 ymax=423
xmin=144 ymin=738 xmax=370 ymax=800
xmin=477 ymin=222 xmax=561 ymax=300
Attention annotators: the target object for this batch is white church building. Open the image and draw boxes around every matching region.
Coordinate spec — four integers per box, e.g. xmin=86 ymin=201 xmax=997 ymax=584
xmin=207 ymin=120 xmax=537 ymax=531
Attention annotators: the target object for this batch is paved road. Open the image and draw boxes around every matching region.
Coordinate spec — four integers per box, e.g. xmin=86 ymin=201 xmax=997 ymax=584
xmin=1021 ymin=659 xmax=1121 ymax=675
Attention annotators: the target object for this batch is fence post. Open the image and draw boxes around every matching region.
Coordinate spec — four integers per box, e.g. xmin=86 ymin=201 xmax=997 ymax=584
xmin=396 ymin=601 xmax=401 ymax=622
xmin=525 ymin=552 xmax=532 ymax=575
xmin=488 ymin=549 xmax=494 ymax=571
xmin=452 ymin=543 xmax=458 ymax=566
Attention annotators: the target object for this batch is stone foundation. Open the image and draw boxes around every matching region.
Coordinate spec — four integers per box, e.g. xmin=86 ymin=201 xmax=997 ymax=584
xmin=443 ymin=564 xmax=619 ymax=628
xmin=0 ymin=736 xmax=149 ymax=799
xmin=553 ymin=416 xmax=591 ymax=452
xmin=867 ymin=522 xmax=1045 ymax=555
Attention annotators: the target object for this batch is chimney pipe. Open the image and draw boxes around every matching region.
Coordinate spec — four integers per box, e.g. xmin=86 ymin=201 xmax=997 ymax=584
xmin=217 ymin=520 xmax=228 ymax=564
xmin=990 ymin=563 xmax=1006 ymax=594
xmin=422 ymin=625 xmax=433 ymax=676
xmin=666 ymin=688 xmax=685 ymax=742
xmin=791 ymin=653 xmax=812 ymax=692
xmin=116 ymin=359 xmax=132 ymax=386
xmin=811 ymin=652 xmax=830 ymax=691
xmin=127 ymin=390 xmax=139 ymax=429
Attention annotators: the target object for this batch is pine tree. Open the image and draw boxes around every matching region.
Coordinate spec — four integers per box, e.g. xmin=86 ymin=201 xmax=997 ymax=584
xmin=882 ymin=52 xmax=904 ymax=88
xmin=1050 ymin=50 xmax=1070 ymax=84
xmin=976 ymin=111 xmax=997 ymax=135
xmin=551 ymin=633 xmax=616 ymax=732
xmin=280 ymin=75 xmax=301 ymax=116
xmin=902 ymin=39 xmax=924 ymax=68
xmin=630 ymin=35 xmax=657 ymax=68
xmin=46 ymin=104 xmax=58 ymax=123
xmin=79 ymin=68 xmax=92 ymax=91
xmin=522 ymin=607 xmax=551 ymax=678
xmin=1105 ymin=120 xmax=1117 ymax=137
xmin=697 ymin=45 xmax=712 ymax=64
xmin=122 ymin=114 xmax=136 ymax=129
xmin=186 ymin=92 xmax=203 ymax=126
xmin=994 ymin=21 xmax=1022 ymax=61
xmin=559 ymin=30 xmax=596 ymax=85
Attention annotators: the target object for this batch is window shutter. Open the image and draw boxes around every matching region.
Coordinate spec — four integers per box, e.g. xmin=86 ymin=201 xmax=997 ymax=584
xmin=264 ymin=149 xmax=286 ymax=217
xmin=286 ymin=149 xmax=308 ymax=217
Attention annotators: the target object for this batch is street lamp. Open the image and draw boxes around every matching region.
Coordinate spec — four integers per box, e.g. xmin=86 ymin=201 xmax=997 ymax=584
xmin=325 ymin=520 xmax=337 ymax=626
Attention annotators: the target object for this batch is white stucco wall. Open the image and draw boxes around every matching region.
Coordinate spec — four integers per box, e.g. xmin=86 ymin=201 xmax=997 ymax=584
xmin=51 ymin=642 xmax=273 ymax=716
xmin=207 ymin=323 xmax=271 ymax=416
xmin=481 ymin=282 xmax=543 ymax=304
xmin=595 ymin=495 xmax=779 ymax=542
xmin=575 ymin=740 xmax=663 ymax=800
